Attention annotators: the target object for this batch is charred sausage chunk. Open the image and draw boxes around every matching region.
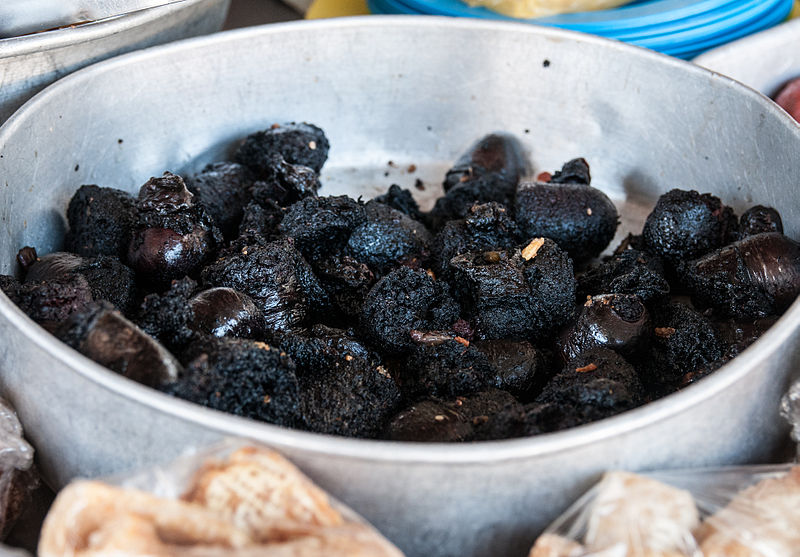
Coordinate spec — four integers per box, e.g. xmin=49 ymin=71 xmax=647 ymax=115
xmin=515 ymin=159 xmax=618 ymax=264
xmin=65 ymin=185 xmax=137 ymax=259
xmin=679 ymin=232 xmax=800 ymax=319
xmin=201 ymin=238 xmax=329 ymax=334
xmin=449 ymin=238 xmax=575 ymax=340
xmin=167 ymin=336 xmax=304 ymax=428
xmin=360 ymin=266 xmax=460 ymax=355
xmin=127 ymin=173 xmax=221 ymax=288
xmin=234 ymin=122 xmax=330 ymax=175
xmin=185 ymin=162 xmax=254 ymax=240
xmin=642 ymin=189 xmax=737 ymax=264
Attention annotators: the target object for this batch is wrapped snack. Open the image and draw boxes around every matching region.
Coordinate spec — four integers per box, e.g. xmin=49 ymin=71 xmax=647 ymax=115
xmin=696 ymin=467 xmax=800 ymax=557
xmin=584 ymin=472 xmax=699 ymax=555
xmin=529 ymin=471 xmax=700 ymax=556
xmin=0 ymin=399 xmax=38 ymax=540
xmin=39 ymin=443 xmax=404 ymax=557
xmin=529 ymin=465 xmax=800 ymax=557
xmin=462 ymin=0 xmax=634 ymax=19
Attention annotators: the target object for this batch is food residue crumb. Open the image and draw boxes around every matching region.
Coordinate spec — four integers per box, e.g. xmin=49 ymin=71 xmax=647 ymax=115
xmin=655 ymin=327 xmax=676 ymax=338
xmin=376 ymin=365 xmax=391 ymax=378
xmin=414 ymin=179 xmax=425 ymax=191
xmin=434 ymin=415 xmax=446 ymax=422
xmin=483 ymin=251 xmax=501 ymax=263
xmin=408 ymin=164 xmax=417 ymax=173
xmin=308 ymin=141 xmax=317 ymax=150
xmin=575 ymin=363 xmax=598 ymax=373
xmin=522 ymin=238 xmax=546 ymax=260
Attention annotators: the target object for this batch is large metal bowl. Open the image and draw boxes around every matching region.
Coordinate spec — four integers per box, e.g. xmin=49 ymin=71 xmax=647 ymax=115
xmin=0 ymin=0 xmax=230 ymax=124
xmin=1 ymin=17 xmax=799 ymax=557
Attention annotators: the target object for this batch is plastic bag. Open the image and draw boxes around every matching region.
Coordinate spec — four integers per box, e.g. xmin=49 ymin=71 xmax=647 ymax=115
xmin=462 ymin=0 xmax=634 ymax=19
xmin=780 ymin=377 xmax=800 ymax=448
xmin=0 ymin=399 xmax=37 ymax=540
xmin=0 ymin=545 xmax=32 ymax=557
xmin=38 ymin=440 xmax=405 ymax=556
xmin=529 ymin=464 xmax=800 ymax=557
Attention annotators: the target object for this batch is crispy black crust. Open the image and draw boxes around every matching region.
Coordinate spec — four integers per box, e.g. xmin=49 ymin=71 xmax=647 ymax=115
xmin=235 ymin=122 xmax=330 ymax=175
xmin=65 ymin=185 xmax=137 ymax=259
xmin=642 ymin=188 xmax=738 ymax=263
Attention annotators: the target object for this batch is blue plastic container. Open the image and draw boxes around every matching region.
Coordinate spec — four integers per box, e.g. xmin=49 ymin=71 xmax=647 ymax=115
xmin=367 ymin=0 xmax=794 ymax=58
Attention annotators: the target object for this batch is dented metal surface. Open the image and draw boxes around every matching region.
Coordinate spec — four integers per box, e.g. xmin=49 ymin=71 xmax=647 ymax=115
xmin=0 ymin=17 xmax=799 ymax=557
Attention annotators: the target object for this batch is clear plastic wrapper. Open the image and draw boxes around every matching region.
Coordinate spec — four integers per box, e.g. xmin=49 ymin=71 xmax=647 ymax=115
xmin=38 ymin=440 xmax=405 ymax=556
xmin=529 ymin=464 xmax=800 ymax=557
xmin=780 ymin=377 xmax=800 ymax=448
xmin=0 ymin=545 xmax=32 ymax=557
xmin=0 ymin=398 xmax=37 ymax=540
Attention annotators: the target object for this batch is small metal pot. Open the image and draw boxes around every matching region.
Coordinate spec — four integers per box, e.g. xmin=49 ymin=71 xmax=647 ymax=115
xmin=0 ymin=17 xmax=799 ymax=557
xmin=0 ymin=0 xmax=230 ymax=124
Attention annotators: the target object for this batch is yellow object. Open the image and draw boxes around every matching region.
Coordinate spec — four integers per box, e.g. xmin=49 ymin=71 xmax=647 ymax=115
xmin=791 ymin=0 xmax=800 ymax=19
xmin=464 ymin=0 xmax=633 ymax=18
xmin=307 ymin=0 xmax=370 ymax=18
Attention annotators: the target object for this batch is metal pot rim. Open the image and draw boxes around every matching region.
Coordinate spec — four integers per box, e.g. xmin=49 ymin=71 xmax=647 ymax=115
xmin=3 ymin=15 xmax=799 ymax=465
xmin=0 ymin=0 xmax=210 ymax=59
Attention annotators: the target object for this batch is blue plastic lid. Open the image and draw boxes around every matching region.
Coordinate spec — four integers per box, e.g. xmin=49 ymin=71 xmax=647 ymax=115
xmin=396 ymin=0 xmax=738 ymax=30
xmin=622 ymin=0 xmax=785 ymax=45
xmin=367 ymin=0 xmax=793 ymax=59
xmin=602 ymin=0 xmax=781 ymax=40
xmin=658 ymin=2 xmax=791 ymax=55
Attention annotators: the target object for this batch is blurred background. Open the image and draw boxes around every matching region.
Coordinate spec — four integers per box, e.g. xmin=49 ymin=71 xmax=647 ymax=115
xmin=224 ymin=0 xmax=302 ymax=27
xmin=225 ymin=0 xmax=799 ymax=60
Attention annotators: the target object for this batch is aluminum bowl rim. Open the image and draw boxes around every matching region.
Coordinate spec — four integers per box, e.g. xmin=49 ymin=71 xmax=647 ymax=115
xmin=2 ymin=15 xmax=799 ymax=465
xmin=0 ymin=0 xmax=214 ymax=59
